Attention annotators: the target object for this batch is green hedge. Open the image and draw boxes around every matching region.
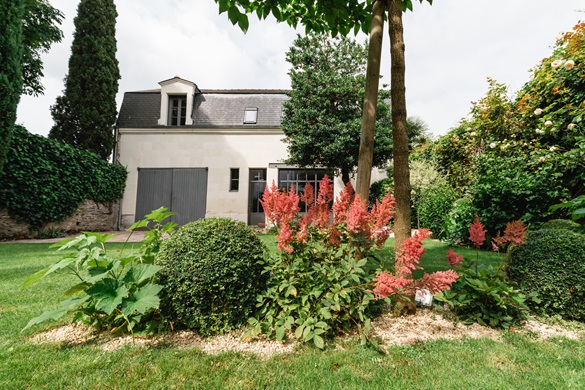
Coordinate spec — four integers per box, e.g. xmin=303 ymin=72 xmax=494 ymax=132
xmin=0 ymin=125 xmax=127 ymax=228
xmin=508 ymin=228 xmax=585 ymax=321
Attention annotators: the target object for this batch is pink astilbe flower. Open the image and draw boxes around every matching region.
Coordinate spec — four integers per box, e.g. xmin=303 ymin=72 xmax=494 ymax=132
xmin=414 ymin=270 xmax=459 ymax=294
xmin=333 ymin=182 xmax=355 ymax=224
xmin=446 ymin=249 xmax=463 ymax=267
xmin=277 ymin=223 xmax=294 ymax=254
xmin=469 ymin=215 xmax=487 ymax=248
xmin=260 ymin=181 xmax=300 ymax=227
xmin=300 ymin=181 xmax=315 ymax=207
xmin=395 ymin=229 xmax=429 ymax=277
xmin=373 ymin=272 xmax=410 ymax=299
xmin=316 ymin=175 xmax=334 ymax=205
xmin=328 ymin=227 xmax=341 ymax=246
xmin=346 ymin=195 xmax=370 ymax=235
xmin=370 ymin=191 xmax=396 ymax=232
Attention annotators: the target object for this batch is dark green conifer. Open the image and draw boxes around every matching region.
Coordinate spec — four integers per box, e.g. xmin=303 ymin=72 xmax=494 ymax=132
xmin=50 ymin=0 xmax=120 ymax=160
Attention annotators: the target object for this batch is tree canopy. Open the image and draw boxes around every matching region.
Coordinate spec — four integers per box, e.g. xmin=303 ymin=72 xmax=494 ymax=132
xmin=49 ymin=0 xmax=120 ymax=160
xmin=0 ymin=0 xmax=26 ymax=174
xmin=282 ymin=34 xmax=393 ymax=184
xmin=22 ymin=0 xmax=64 ymax=96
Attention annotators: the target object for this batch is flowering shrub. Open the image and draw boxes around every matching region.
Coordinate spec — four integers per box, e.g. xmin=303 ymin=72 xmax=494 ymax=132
xmin=436 ymin=218 xmax=536 ymax=329
xmin=373 ymin=229 xmax=458 ymax=300
xmin=248 ymin=176 xmax=396 ymax=348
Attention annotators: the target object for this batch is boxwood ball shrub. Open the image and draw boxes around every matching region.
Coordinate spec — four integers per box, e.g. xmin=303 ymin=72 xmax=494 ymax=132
xmin=539 ymin=219 xmax=583 ymax=234
xmin=156 ymin=217 xmax=267 ymax=335
xmin=508 ymin=228 xmax=585 ymax=321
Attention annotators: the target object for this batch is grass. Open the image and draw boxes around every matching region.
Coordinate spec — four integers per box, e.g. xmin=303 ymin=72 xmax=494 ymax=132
xmin=1 ymin=239 xmax=584 ymax=389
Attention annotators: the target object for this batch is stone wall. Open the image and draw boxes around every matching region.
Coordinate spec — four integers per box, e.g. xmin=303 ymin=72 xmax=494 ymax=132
xmin=0 ymin=200 xmax=119 ymax=239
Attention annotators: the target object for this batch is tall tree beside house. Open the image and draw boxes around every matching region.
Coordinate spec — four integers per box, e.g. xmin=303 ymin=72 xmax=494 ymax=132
xmin=210 ymin=0 xmax=433 ymax=254
xmin=281 ymin=33 xmax=393 ymax=185
xmin=21 ymin=0 xmax=64 ymax=96
xmin=49 ymin=0 xmax=120 ymax=160
xmin=0 ymin=0 xmax=25 ymax=175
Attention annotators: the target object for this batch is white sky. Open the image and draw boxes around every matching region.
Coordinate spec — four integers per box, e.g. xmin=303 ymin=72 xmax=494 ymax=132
xmin=16 ymin=0 xmax=585 ymax=138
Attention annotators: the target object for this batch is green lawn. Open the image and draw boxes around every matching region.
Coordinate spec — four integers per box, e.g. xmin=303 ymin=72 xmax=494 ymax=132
xmin=1 ymin=240 xmax=584 ymax=389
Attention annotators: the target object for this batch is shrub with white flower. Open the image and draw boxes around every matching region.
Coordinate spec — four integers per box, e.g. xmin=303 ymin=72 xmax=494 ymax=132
xmin=489 ymin=142 xmax=496 ymax=149
xmin=551 ymin=59 xmax=564 ymax=68
xmin=564 ymin=60 xmax=575 ymax=69
xmin=550 ymin=146 xmax=558 ymax=152
xmin=534 ymin=108 xmax=543 ymax=116
xmin=568 ymin=123 xmax=576 ymax=130
xmin=535 ymin=129 xmax=545 ymax=135
xmin=544 ymin=120 xmax=553 ymax=127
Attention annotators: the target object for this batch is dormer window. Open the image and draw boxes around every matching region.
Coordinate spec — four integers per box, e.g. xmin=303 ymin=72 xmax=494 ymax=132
xmin=169 ymin=95 xmax=187 ymax=126
xmin=244 ymin=107 xmax=258 ymax=124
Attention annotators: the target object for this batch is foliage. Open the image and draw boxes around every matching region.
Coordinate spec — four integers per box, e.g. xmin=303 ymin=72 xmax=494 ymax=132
xmin=0 ymin=0 xmax=25 ymax=175
xmin=436 ymin=219 xmax=535 ymax=329
xmin=369 ymin=177 xmax=394 ymax=206
xmin=431 ymin=23 xmax=585 ymax=234
xmin=22 ymin=207 xmax=176 ymax=333
xmin=508 ymin=228 xmax=585 ymax=321
xmin=249 ymin=176 xmax=396 ymax=348
xmin=444 ymin=195 xmax=477 ymax=245
xmin=281 ymin=33 xmax=392 ymax=183
xmin=0 ymin=125 xmax=127 ymax=229
xmin=550 ymin=195 xmax=585 ymax=233
xmin=156 ymin=217 xmax=267 ymax=336
xmin=21 ymin=0 xmax=64 ymax=96
xmin=539 ymin=219 xmax=583 ymax=234
xmin=49 ymin=0 xmax=120 ymax=160
xmin=416 ymin=182 xmax=455 ymax=239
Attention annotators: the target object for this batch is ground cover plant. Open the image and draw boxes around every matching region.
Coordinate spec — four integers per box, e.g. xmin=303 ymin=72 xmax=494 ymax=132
xmin=2 ymin=237 xmax=585 ymax=389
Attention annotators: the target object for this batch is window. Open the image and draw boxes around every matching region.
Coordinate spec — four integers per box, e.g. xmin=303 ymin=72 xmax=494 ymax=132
xmin=230 ymin=168 xmax=239 ymax=191
xmin=169 ymin=95 xmax=187 ymax=126
xmin=244 ymin=107 xmax=258 ymax=124
xmin=278 ymin=169 xmax=327 ymax=212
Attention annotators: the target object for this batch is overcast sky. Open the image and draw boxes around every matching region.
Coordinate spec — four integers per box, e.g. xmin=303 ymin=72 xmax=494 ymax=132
xmin=16 ymin=0 xmax=584 ymax=138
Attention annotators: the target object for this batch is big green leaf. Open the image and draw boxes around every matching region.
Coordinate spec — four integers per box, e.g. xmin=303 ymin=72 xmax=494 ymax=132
xmin=86 ymin=279 xmax=129 ymax=315
xmin=121 ymin=284 xmax=163 ymax=317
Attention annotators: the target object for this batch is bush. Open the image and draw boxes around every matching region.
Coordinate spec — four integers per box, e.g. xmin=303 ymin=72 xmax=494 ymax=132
xmin=417 ymin=182 xmax=455 ymax=239
xmin=540 ymin=219 xmax=583 ymax=234
xmin=444 ymin=196 xmax=477 ymax=245
xmin=0 ymin=125 xmax=127 ymax=228
xmin=369 ymin=177 xmax=393 ymax=206
xmin=156 ymin=218 xmax=267 ymax=336
xmin=508 ymin=228 xmax=585 ymax=321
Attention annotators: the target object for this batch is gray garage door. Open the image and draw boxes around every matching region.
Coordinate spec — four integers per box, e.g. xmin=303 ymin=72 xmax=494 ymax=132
xmin=135 ymin=168 xmax=208 ymax=226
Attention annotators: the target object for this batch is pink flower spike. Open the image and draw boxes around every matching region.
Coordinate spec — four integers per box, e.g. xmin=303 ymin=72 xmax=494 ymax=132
xmin=446 ymin=249 xmax=463 ymax=267
xmin=469 ymin=215 xmax=487 ymax=248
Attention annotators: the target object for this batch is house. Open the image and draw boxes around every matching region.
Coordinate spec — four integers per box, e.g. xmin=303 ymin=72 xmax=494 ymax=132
xmin=116 ymin=76 xmax=387 ymax=228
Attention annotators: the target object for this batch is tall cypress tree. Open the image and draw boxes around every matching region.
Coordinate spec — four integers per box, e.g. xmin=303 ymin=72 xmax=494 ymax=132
xmin=0 ymin=0 xmax=25 ymax=174
xmin=49 ymin=0 xmax=120 ymax=160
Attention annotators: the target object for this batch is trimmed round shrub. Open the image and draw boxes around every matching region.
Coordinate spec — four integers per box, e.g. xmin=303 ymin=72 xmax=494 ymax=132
xmin=156 ymin=217 xmax=268 ymax=335
xmin=508 ymin=228 xmax=585 ymax=321
xmin=540 ymin=219 xmax=583 ymax=234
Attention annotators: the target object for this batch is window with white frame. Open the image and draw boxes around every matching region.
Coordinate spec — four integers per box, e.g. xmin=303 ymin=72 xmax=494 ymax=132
xmin=168 ymin=95 xmax=187 ymax=126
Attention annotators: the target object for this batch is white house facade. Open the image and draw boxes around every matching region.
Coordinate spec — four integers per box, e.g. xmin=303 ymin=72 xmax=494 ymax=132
xmin=116 ymin=76 xmax=386 ymax=228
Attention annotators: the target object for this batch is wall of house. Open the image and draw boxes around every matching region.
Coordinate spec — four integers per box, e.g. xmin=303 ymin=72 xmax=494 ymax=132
xmin=117 ymin=128 xmax=289 ymax=228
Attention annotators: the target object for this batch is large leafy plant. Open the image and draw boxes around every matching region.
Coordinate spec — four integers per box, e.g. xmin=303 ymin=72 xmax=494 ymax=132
xmin=22 ymin=207 xmax=176 ymax=333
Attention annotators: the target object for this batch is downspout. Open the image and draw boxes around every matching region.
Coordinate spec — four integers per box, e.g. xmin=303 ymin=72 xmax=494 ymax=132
xmin=114 ymin=123 xmax=123 ymax=231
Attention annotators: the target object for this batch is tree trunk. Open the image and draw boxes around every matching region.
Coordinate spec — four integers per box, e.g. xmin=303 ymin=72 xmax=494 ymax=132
xmin=388 ymin=0 xmax=411 ymax=254
xmin=355 ymin=0 xmax=386 ymax=203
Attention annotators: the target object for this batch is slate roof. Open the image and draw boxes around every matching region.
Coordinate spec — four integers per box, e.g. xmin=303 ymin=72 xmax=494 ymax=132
xmin=117 ymin=89 xmax=289 ymax=129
